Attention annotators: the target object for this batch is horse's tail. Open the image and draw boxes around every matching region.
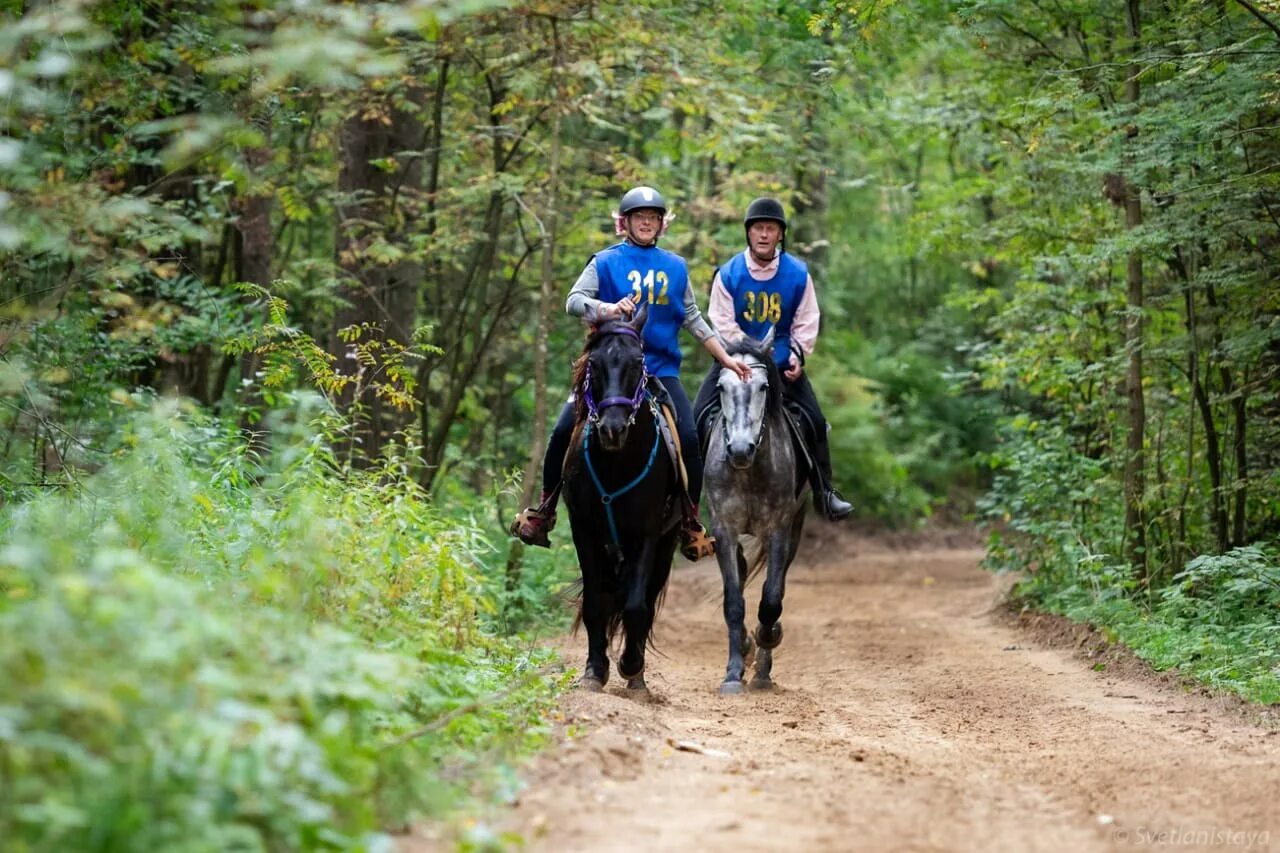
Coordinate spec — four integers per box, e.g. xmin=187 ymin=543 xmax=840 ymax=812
xmin=744 ymin=537 xmax=768 ymax=587
xmin=569 ymin=560 xmax=672 ymax=655
xmin=569 ymin=593 xmax=632 ymax=650
xmin=566 ymin=568 xmax=626 ymax=644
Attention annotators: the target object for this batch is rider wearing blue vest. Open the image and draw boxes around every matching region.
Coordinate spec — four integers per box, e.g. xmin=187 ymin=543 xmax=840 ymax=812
xmin=512 ymin=186 xmax=752 ymax=559
xmin=592 ymin=241 xmax=687 ymax=378
xmin=693 ymin=197 xmax=853 ymax=522
xmin=718 ymin=249 xmax=810 ymax=368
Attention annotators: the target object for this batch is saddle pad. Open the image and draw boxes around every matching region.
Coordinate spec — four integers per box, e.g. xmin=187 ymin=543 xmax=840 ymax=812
xmin=657 ymin=400 xmax=690 ymax=491
xmin=782 ymin=400 xmax=818 ymax=477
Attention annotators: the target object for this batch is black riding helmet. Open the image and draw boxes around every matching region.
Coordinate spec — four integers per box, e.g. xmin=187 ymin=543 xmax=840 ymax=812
xmin=744 ymin=197 xmax=787 ymax=254
xmin=619 ymin=186 xmax=668 ymax=217
xmin=744 ymin=197 xmax=787 ymax=232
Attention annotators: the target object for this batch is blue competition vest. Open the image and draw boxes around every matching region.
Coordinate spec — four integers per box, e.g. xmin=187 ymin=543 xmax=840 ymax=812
xmin=718 ymin=251 xmax=809 ymax=367
xmin=593 ymin=242 xmax=690 ymax=377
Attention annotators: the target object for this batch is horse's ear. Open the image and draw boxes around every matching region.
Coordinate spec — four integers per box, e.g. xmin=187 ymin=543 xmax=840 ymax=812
xmin=629 ymin=301 xmax=649 ymax=334
xmin=759 ymin=326 xmax=776 ymax=354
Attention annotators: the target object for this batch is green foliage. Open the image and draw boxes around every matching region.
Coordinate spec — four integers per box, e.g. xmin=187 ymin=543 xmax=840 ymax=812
xmin=0 ymin=401 xmax=566 ymax=851
xmin=1006 ymin=543 xmax=1280 ymax=705
xmin=808 ymin=325 xmax=998 ymax=522
xmin=833 ymin=0 xmax=1280 ymax=701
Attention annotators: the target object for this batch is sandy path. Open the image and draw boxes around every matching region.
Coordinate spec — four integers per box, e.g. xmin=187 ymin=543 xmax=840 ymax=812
xmin=420 ymin=533 xmax=1280 ymax=852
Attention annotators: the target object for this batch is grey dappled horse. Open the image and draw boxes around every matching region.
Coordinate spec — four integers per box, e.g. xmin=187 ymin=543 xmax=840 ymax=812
xmin=702 ymin=333 xmax=810 ymax=693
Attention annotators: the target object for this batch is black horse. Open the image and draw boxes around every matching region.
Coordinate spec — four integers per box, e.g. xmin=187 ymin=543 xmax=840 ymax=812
xmin=562 ymin=306 xmax=680 ymax=693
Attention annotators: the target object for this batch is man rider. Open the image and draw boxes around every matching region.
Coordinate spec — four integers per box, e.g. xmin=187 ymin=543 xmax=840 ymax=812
xmin=695 ymin=197 xmax=853 ymax=522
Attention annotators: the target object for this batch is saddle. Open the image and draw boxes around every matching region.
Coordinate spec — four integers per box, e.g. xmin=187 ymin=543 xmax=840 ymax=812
xmin=648 ymin=382 xmax=707 ymax=557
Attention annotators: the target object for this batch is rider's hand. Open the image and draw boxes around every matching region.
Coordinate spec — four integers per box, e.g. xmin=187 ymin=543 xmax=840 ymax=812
xmin=784 ymin=355 xmax=803 ymax=381
xmin=725 ymin=358 xmax=752 ymax=383
xmin=601 ymin=296 xmax=636 ymax=321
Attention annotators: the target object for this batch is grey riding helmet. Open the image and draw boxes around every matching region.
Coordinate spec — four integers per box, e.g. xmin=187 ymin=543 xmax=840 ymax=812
xmin=619 ymin=186 xmax=668 ymax=217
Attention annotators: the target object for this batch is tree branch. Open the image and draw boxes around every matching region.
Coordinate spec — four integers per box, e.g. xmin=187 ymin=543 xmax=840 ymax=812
xmin=994 ymin=13 xmax=1065 ymax=63
xmin=1233 ymin=0 xmax=1280 ymax=42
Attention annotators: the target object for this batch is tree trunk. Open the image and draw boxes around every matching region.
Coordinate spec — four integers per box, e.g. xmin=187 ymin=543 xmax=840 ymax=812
xmin=1174 ymin=251 xmax=1229 ymax=552
xmin=520 ymin=21 xmax=564 ymax=510
xmin=1121 ymin=0 xmax=1147 ymax=577
xmin=1202 ymin=269 xmax=1249 ymax=547
xmin=1229 ymin=388 xmax=1249 ymax=546
xmin=331 ymin=86 xmax=426 ymax=465
xmin=234 ymin=139 xmax=274 ymax=455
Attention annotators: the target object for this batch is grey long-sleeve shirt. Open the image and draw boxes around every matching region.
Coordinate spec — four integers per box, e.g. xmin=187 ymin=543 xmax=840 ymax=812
xmin=565 ymin=256 xmax=716 ymax=344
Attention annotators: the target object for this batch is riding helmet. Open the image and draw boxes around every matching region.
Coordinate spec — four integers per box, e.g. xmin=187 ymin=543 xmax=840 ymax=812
xmin=619 ymin=186 xmax=668 ymax=217
xmin=744 ymin=197 xmax=787 ymax=232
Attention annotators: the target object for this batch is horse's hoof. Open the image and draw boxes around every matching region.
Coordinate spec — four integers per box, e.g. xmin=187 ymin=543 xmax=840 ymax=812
xmin=626 ymin=677 xmax=651 ymax=699
xmin=579 ymin=675 xmax=606 ymax=692
xmin=749 ymin=676 xmax=775 ymax=691
xmin=719 ymin=680 xmax=746 ymax=695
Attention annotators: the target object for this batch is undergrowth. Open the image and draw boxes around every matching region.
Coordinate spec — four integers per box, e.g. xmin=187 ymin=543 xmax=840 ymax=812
xmin=992 ymin=534 xmax=1280 ymax=705
xmin=0 ymin=396 xmax=574 ymax=851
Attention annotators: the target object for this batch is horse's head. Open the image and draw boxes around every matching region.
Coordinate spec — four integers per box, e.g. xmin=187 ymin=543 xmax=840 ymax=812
xmin=581 ymin=304 xmax=649 ymax=451
xmin=718 ymin=331 xmax=779 ymax=469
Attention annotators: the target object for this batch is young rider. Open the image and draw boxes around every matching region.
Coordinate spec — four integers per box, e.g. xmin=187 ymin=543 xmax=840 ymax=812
xmin=512 ymin=186 xmax=752 ymax=558
xmin=695 ymin=197 xmax=853 ymax=521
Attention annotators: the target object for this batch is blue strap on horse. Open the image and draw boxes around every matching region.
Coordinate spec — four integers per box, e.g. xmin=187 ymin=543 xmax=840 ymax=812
xmin=582 ymin=397 xmax=664 ymax=554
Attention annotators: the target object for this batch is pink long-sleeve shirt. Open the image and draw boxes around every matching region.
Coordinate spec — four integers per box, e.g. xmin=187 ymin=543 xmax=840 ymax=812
xmin=708 ymin=250 xmax=821 ymax=359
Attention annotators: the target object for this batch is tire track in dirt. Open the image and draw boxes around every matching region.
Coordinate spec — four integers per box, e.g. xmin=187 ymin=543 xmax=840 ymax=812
xmin=413 ymin=533 xmax=1280 ymax=852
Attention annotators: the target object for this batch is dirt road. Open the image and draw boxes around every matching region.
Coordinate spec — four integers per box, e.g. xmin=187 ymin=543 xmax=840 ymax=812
xmin=467 ymin=533 xmax=1280 ymax=851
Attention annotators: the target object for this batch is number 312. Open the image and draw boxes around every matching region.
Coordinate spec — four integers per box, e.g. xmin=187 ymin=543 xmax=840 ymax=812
xmin=628 ymin=269 xmax=670 ymax=305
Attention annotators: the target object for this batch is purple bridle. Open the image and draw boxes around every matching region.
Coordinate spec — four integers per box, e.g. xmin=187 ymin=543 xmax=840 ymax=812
xmin=582 ymin=325 xmax=648 ymax=424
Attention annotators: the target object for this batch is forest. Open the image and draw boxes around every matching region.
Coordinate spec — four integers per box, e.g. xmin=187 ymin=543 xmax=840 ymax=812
xmin=1 ymin=0 xmax=1277 ymax=848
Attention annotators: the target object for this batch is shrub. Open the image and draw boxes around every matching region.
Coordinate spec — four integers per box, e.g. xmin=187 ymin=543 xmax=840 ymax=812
xmin=0 ymin=399 xmax=565 ymax=851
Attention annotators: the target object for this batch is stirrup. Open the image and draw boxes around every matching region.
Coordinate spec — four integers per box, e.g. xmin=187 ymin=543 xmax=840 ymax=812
xmin=680 ymin=522 xmax=716 ymax=561
xmin=822 ymin=488 xmax=853 ymax=522
xmin=511 ymin=507 xmax=554 ymax=548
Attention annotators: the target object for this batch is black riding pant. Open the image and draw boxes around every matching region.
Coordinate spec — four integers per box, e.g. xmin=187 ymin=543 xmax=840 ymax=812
xmin=783 ymin=373 xmax=834 ymax=486
xmin=692 ymin=365 xmax=835 ymax=490
xmin=541 ymin=375 xmax=702 ymax=503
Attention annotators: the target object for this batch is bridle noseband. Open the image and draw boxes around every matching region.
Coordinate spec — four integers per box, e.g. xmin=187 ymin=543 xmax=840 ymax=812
xmin=582 ymin=325 xmax=649 ymax=426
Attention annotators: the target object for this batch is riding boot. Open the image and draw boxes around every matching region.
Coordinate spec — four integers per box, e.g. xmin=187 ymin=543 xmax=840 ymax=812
xmin=511 ymin=489 xmax=557 ymax=547
xmin=810 ymin=430 xmax=852 ymax=522
xmin=680 ymin=501 xmax=716 ymax=561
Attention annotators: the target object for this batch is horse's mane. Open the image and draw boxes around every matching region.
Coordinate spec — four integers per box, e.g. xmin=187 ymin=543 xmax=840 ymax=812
xmin=722 ymin=336 xmax=783 ymax=417
xmin=570 ymin=320 xmax=640 ymax=423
